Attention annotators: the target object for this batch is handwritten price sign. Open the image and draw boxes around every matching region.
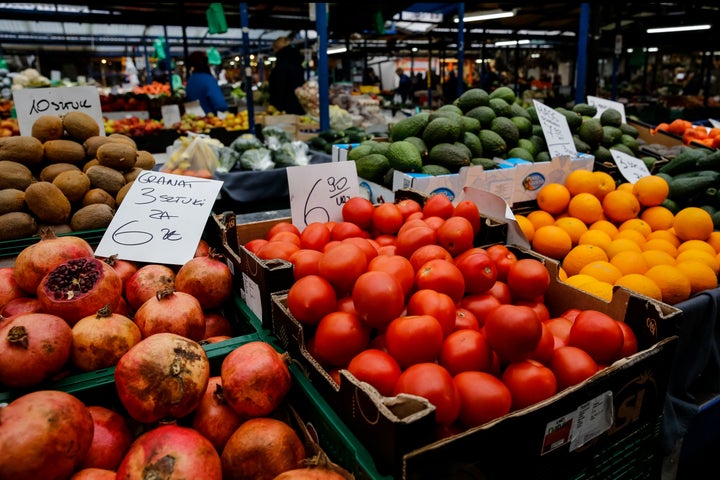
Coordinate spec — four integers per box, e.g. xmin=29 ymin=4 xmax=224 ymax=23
xmin=533 ymin=100 xmax=578 ymax=160
xmin=587 ymin=95 xmax=626 ymax=123
xmin=610 ymin=148 xmax=650 ymax=183
xmin=287 ymin=161 xmax=360 ymax=231
xmin=13 ymin=86 xmax=105 ymax=137
xmin=94 ymin=171 xmax=223 ymax=265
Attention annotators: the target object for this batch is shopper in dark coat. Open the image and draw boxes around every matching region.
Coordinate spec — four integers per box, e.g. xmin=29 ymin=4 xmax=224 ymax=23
xmin=185 ymin=51 xmax=228 ymax=115
xmin=269 ymin=37 xmax=306 ymax=114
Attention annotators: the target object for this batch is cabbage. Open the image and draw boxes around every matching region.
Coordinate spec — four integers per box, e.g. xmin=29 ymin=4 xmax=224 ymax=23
xmin=239 ymin=147 xmax=275 ymax=171
xmin=230 ymin=134 xmax=264 ymax=154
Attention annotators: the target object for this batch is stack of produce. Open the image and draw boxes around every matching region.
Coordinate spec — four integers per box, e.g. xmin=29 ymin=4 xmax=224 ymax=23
xmin=224 ymin=126 xmax=311 ymax=172
xmin=651 ymin=118 xmax=720 ymax=148
xmin=0 ymin=112 xmax=156 ymax=240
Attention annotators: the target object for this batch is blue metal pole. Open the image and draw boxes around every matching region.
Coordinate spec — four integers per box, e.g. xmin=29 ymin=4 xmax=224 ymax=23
xmin=163 ymin=24 xmax=173 ymax=95
xmin=240 ymin=3 xmax=255 ymax=133
xmin=317 ymin=4 xmax=330 ymax=130
xmin=575 ymin=3 xmax=590 ymax=104
xmin=456 ymin=3 xmax=465 ymax=99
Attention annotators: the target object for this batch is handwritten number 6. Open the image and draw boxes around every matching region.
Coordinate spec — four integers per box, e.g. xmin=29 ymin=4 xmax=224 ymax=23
xmin=303 ymin=179 xmax=330 ymax=225
xmin=111 ymin=220 xmax=153 ymax=246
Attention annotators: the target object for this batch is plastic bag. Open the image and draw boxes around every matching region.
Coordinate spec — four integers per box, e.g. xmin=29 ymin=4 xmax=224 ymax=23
xmin=230 ymin=133 xmax=264 ymax=154
xmin=215 ymin=146 xmax=241 ymax=173
xmin=240 ymin=148 xmax=275 ymax=171
xmin=262 ymin=125 xmax=292 ymax=151
xmin=295 ymin=79 xmax=319 ymax=117
xmin=162 ymin=133 xmax=223 ymax=177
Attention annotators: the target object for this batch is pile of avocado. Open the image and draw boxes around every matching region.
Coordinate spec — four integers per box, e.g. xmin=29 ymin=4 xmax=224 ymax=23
xmin=306 ymin=126 xmax=375 ymax=154
xmin=342 ymin=86 xmax=650 ymax=188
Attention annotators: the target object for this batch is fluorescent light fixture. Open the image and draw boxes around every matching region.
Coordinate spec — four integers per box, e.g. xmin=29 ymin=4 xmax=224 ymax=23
xmin=647 ymin=47 xmax=659 ymax=52
xmin=455 ymin=10 xmax=514 ymax=23
xmin=494 ymin=39 xmax=530 ymax=47
xmin=626 ymin=48 xmax=634 ymax=53
xmin=327 ymin=46 xmax=347 ymax=55
xmin=647 ymin=24 xmax=710 ymax=33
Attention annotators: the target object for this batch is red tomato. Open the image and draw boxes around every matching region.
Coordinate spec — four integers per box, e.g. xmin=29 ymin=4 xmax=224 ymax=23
xmin=485 ymin=244 xmax=518 ymax=282
xmin=288 ymin=248 xmax=323 ymax=280
xmin=560 ymin=308 xmax=582 ymax=322
xmin=617 ymin=321 xmax=639 ymax=358
xmin=484 ymin=304 xmax=542 ymax=363
xmin=322 ymin=240 xmax=341 ymax=252
xmin=422 ymin=193 xmax=454 ymax=220
xmin=514 ymin=299 xmax=550 ymax=322
xmin=377 ymin=245 xmax=397 ymax=256
xmin=372 ymin=202 xmax=404 ymax=235
xmin=313 ymin=311 xmax=371 ymax=367
xmin=397 ymin=218 xmax=428 ymax=236
xmin=393 ymin=363 xmax=460 ymax=426
xmin=341 ymin=237 xmax=378 ymax=264
xmin=549 ymin=345 xmax=599 ymax=391
xmin=501 ymin=359 xmax=557 ymax=410
xmin=369 ymin=333 xmax=388 ymax=351
xmin=439 ymin=329 xmax=493 ymax=376
xmin=544 ymin=316 xmax=573 ymax=346
xmin=455 ymin=251 xmax=497 ymax=294
xmin=454 ymin=307 xmax=480 ymax=331
xmin=459 ymin=293 xmax=501 ymax=328
xmin=255 ymin=240 xmax=299 ymax=261
xmin=352 ymin=270 xmax=406 ymax=330
xmin=317 ymin=242 xmax=368 ymax=296
xmin=244 ymin=238 xmax=268 ymax=255
xmin=454 ymin=246 xmax=488 ymax=264
xmin=336 ymin=295 xmax=356 ymax=313
xmin=528 ymin=321 xmax=555 ymax=365
xmin=567 ymin=310 xmax=625 ymax=364
xmin=395 ymin=225 xmax=438 ymax=258
xmin=453 ymin=200 xmax=482 ymax=236
xmin=346 ymin=349 xmax=402 ymax=397
xmin=453 ymin=371 xmax=512 ymax=428
xmin=342 ymin=196 xmax=375 ymax=231
xmin=396 ymin=198 xmax=423 ymax=220
xmin=268 ymin=230 xmax=301 ymax=247
xmin=367 ymin=254 xmax=415 ymax=299
xmin=423 ymin=216 xmax=445 ymax=231
xmin=286 ymin=274 xmax=337 ymax=326
xmin=415 ymin=259 xmax=465 ymax=305
xmin=487 ymin=280 xmax=512 ymax=304
xmin=266 ymin=221 xmax=300 ymax=239
xmin=300 ymin=222 xmax=331 ymax=251
xmin=330 ymin=221 xmax=370 ymax=241
xmin=408 ymin=244 xmax=453 ymax=272
xmin=506 ymin=258 xmax=551 ymax=301
xmin=436 ymin=216 xmax=475 ymax=257
xmin=406 ymin=289 xmax=457 ymax=338
xmin=373 ymin=234 xmax=397 ymax=247
xmin=385 ymin=315 xmax=444 ymax=369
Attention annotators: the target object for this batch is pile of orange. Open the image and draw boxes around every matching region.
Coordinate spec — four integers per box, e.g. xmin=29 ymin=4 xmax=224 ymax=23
xmin=515 ymin=169 xmax=719 ymax=305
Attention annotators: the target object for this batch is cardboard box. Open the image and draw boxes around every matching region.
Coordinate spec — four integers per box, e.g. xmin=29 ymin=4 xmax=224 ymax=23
xmin=269 ymin=246 xmax=681 ymax=478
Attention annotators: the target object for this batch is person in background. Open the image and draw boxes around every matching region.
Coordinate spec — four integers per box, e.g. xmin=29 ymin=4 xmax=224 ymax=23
xmin=362 ymin=67 xmax=380 ymax=86
xmin=268 ymin=36 xmax=306 ymax=114
xmin=185 ymin=51 xmax=228 ymax=115
xmin=442 ymin=70 xmax=460 ymax=103
xmin=395 ymin=67 xmax=412 ymax=103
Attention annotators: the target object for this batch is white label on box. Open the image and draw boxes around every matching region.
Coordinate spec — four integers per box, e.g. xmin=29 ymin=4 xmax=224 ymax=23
xmin=13 ymin=85 xmax=104 ymax=137
xmin=611 ymin=149 xmax=650 ymax=183
xmin=541 ymin=412 xmax=576 ymax=455
xmin=241 ymin=272 xmax=263 ymax=320
xmin=569 ymin=390 xmax=614 ymax=451
xmin=587 ymin=95 xmax=627 ymax=123
xmin=482 ymin=168 xmax=515 ymax=205
xmin=533 ymin=100 xmax=578 ymax=160
xmin=161 ymin=104 xmax=182 ymax=128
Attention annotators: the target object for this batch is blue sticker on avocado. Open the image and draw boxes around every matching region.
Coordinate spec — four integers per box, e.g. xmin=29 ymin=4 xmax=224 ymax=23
xmin=430 ymin=187 xmax=455 ymax=202
xmin=522 ymin=172 xmax=545 ymax=191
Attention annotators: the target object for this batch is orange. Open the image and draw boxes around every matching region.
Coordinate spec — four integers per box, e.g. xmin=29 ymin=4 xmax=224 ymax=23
xmin=705 ymin=231 xmax=720 ymax=254
xmin=673 ymin=207 xmax=714 ymax=241
xmin=602 ymin=190 xmax=641 ymax=224
xmin=515 ymin=214 xmax=535 ymax=242
xmin=676 ymin=239 xmax=717 ymax=257
xmin=675 ymin=260 xmax=718 ymax=295
xmin=641 ymin=238 xmax=678 ymax=258
xmin=675 ymin=249 xmax=720 ymax=275
xmin=614 ymin=229 xmax=647 ymax=247
xmin=618 ymin=218 xmax=652 ymax=238
xmin=616 ymin=182 xmax=635 ymax=194
xmin=646 ymin=229 xmax=680 ymax=248
xmin=592 ymin=171 xmax=617 ymax=200
xmin=578 ymin=229 xmax=613 ymax=252
xmin=558 ymin=267 xmax=568 ymax=282
xmin=532 ymin=225 xmax=573 ymax=260
xmin=589 ymin=219 xmax=619 ymax=238
xmin=564 ymin=169 xmax=598 ymax=196
xmin=562 ymin=244 xmax=609 ymax=277
xmin=527 ymin=210 xmax=556 ymax=231
xmin=641 ymin=206 xmax=675 ymax=231
xmin=576 ymin=280 xmax=614 ymax=301
xmin=567 ymin=193 xmax=604 ymax=225
xmin=632 ymin=175 xmax=670 ymax=207
xmin=610 ymin=250 xmax=649 ymax=275
xmin=614 ymin=274 xmax=663 ymax=301
xmin=644 ymin=264 xmax=692 ymax=304
xmin=554 ymin=216 xmax=588 ymax=245
xmin=604 ymin=238 xmax=643 ymax=260
xmin=641 ymin=249 xmax=676 ymax=268
xmin=564 ymin=274 xmax=600 ymax=288
xmin=536 ymin=183 xmax=571 ymax=215
xmin=579 ymin=260 xmax=623 ymax=284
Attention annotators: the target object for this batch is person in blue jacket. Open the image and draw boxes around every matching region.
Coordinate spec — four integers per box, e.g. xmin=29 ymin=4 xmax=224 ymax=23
xmin=185 ymin=51 xmax=228 ymax=115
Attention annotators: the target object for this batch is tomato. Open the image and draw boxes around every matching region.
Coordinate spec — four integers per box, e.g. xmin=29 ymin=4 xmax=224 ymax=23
xmin=487 ymin=280 xmax=512 ymax=304
xmin=423 ymin=216 xmax=445 ymax=231
xmin=454 ymin=307 xmax=479 ymax=331
xmin=422 ymin=193 xmax=454 ymax=220
xmin=617 ymin=321 xmax=639 ymax=358
xmin=406 ymin=289 xmax=456 ymax=338
xmin=484 ymin=304 xmax=542 ymax=363
xmin=567 ymin=310 xmax=624 ymax=363
xmin=515 ymin=299 xmax=550 ymax=322
xmin=336 ymin=295 xmax=356 ymax=313
xmin=266 ymin=221 xmax=300 ymax=239
xmin=346 ymin=349 xmax=402 ymax=397
xmin=544 ymin=316 xmax=573 ymax=344
xmin=528 ymin=322 xmax=555 ymax=365
xmin=501 ymin=359 xmax=558 ymax=410
xmin=549 ymin=345 xmax=599 ymax=391
xmin=286 ymin=274 xmax=337 ymax=326
xmin=439 ymin=329 xmax=493 ymax=376
xmin=317 ymin=242 xmax=368 ymax=295
xmin=255 ymin=240 xmax=299 ymax=261
xmin=367 ymin=254 xmax=415 ymax=298
xmin=506 ymin=258 xmax=550 ymax=301
xmin=395 ymin=225 xmax=438 ymax=258
xmin=352 ymin=271 xmax=406 ymax=330
xmin=560 ymin=308 xmax=582 ymax=322
xmin=454 ymin=246 xmax=488 ymax=264
xmin=397 ymin=218 xmax=428 ymax=236
xmin=341 ymin=237 xmax=378 ymax=264
xmin=373 ymin=234 xmax=397 ymax=247
xmin=330 ymin=221 xmax=370 ymax=241
xmin=377 ymin=245 xmax=397 ymax=256
xmin=393 ymin=363 xmax=460 ymax=426
xmin=408 ymin=244 xmax=453 ymax=272
xmin=455 ymin=251 xmax=497 ymax=294
xmin=369 ymin=332 xmax=388 ymax=351
xmin=415 ymin=259 xmax=465 ymax=305
xmin=453 ymin=200 xmax=482 ymax=236
xmin=244 ymin=238 xmax=268 ymax=255
xmin=322 ymin=240 xmax=341 ymax=252
xmin=268 ymin=230 xmax=301 ymax=247
xmin=342 ymin=196 xmax=375 ymax=231
xmin=396 ymin=198 xmax=423 ymax=220
xmin=459 ymin=293 xmax=501 ymax=328
xmin=288 ymin=248 xmax=323 ymax=280
xmin=299 ymin=222 xmax=331 ymax=251
xmin=453 ymin=371 xmax=512 ymax=428
xmin=313 ymin=311 xmax=371 ymax=367
xmin=436 ymin=216 xmax=475 ymax=257
xmin=485 ymin=244 xmax=518 ymax=282
xmin=385 ymin=315 xmax=444 ymax=368
xmin=372 ymin=202 xmax=404 ymax=235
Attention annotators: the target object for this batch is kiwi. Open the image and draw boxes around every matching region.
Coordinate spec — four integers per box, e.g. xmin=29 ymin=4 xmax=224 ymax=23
xmin=62 ymin=111 xmax=100 ymax=141
xmin=53 ymin=170 xmax=91 ymax=203
xmin=44 ymin=139 xmax=87 ymax=165
xmin=31 ymin=115 xmax=65 ymax=143
xmin=96 ymin=142 xmax=138 ymax=171
xmin=82 ymin=188 xmax=117 ymax=209
xmin=135 ymin=150 xmax=157 ymax=171
xmin=70 ymin=203 xmax=115 ymax=231
xmin=0 ymin=160 xmax=34 ymax=190
xmin=0 ymin=189 xmax=26 ymax=215
xmin=24 ymin=181 xmax=72 ymax=225
xmin=85 ymin=165 xmax=126 ymax=195
xmin=39 ymin=162 xmax=81 ymax=182
xmin=0 ymin=136 xmax=45 ymax=166
xmin=0 ymin=212 xmax=38 ymax=241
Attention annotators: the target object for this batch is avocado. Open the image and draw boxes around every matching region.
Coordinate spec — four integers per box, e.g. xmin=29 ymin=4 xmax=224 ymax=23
xmin=428 ymin=143 xmax=472 ymax=172
xmin=578 ymin=118 xmax=603 ymax=149
xmin=489 ymin=86 xmax=516 ymax=104
xmin=619 ymin=122 xmax=639 ymax=138
xmin=556 ymin=107 xmax=582 ymax=132
xmin=465 ymin=106 xmax=497 ymax=129
xmin=420 ymin=164 xmax=452 ymax=176
xmin=490 ymin=116 xmax=520 ymax=148
xmin=403 ymin=136 xmax=429 ymax=161
xmin=347 ymin=143 xmax=374 ymax=161
xmin=479 ymin=129 xmax=508 ymax=158
xmin=386 ymin=140 xmax=423 ymax=172
xmin=355 ymin=154 xmax=390 ymax=182
xmin=510 ymin=116 xmax=533 ymax=138
xmin=489 ymin=98 xmax=512 ymax=118
xmin=601 ymin=126 xmax=623 ymax=148
xmin=518 ymin=138 xmax=537 ymax=156
xmin=471 ymin=157 xmax=499 ymax=169
xmin=460 ymin=116 xmax=481 ymax=135
xmin=600 ymin=108 xmax=623 ymax=128
xmin=422 ymin=116 xmax=463 ymax=147
xmin=436 ymin=104 xmax=464 ymax=116
xmin=535 ymin=151 xmax=552 ymax=162
xmin=389 ymin=112 xmax=430 ymax=142
xmin=454 ymin=88 xmax=490 ymax=113
xmin=506 ymin=147 xmax=534 ymax=162
xmin=620 ymin=134 xmax=640 ymax=154
xmin=463 ymin=131 xmax=484 ymax=158
xmin=572 ymin=102 xmax=598 ymax=117
xmin=510 ymin=102 xmax=532 ymax=120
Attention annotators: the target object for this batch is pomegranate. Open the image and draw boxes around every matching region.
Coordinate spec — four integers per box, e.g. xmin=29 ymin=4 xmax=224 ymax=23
xmin=0 ymin=313 xmax=73 ymax=388
xmin=273 ymin=467 xmax=350 ymax=480
xmin=175 ymin=250 xmax=233 ymax=310
xmin=71 ymin=304 xmax=142 ymax=372
xmin=192 ymin=376 xmax=246 ymax=452
xmin=37 ymin=256 xmax=123 ymax=326
xmin=195 ymin=238 xmax=211 ymax=257
xmin=220 ymin=341 xmax=292 ymax=417
xmin=203 ymin=311 xmax=234 ymax=339
xmin=116 ymin=424 xmax=222 ymax=479
xmin=124 ymin=263 xmax=176 ymax=311
xmin=13 ymin=228 xmax=94 ymax=295
xmin=0 ymin=390 xmax=94 ymax=480
xmin=0 ymin=267 xmax=23 ymax=310
xmin=115 ymin=296 xmax=131 ymax=316
xmin=101 ymin=254 xmax=138 ymax=294
xmin=79 ymin=406 xmax=133 ymax=471
xmin=221 ymin=417 xmax=305 ymax=480
xmin=70 ymin=468 xmax=117 ymax=480
xmin=202 ymin=335 xmax=232 ymax=344
xmin=0 ymin=296 xmax=44 ymax=317
xmin=133 ymin=288 xmax=205 ymax=341
xmin=115 ymin=332 xmax=210 ymax=423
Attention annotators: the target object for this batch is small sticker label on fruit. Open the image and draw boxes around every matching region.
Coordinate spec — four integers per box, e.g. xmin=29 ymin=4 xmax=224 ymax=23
xmin=610 ymin=148 xmax=650 ymax=183
xmin=569 ymin=390 xmax=614 ymax=450
xmin=13 ymin=85 xmax=104 ymax=137
xmin=533 ymin=100 xmax=578 ymax=160
xmin=587 ymin=95 xmax=627 ymax=123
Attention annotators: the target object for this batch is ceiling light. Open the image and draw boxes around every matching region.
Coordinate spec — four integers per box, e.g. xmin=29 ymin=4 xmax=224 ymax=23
xmin=647 ymin=24 xmax=710 ymax=33
xmin=327 ymin=46 xmax=347 ymax=55
xmin=494 ymin=39 xmax=530 ymax=47
xmin=455 ymin=10 xmax=515 ymax=23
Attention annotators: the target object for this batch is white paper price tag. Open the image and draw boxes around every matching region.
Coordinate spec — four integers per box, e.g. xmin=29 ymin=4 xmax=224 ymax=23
xmin=161 ymin=104 xmax=182 ymax=128
xmin=184 ymin=100 xmax=206 ymax=117
xmin=610 ymin=148 xmax=650 ymax=183
xmin=12 ymin=86 xmax=105 ymax=137
xmin=533 ymin=100 xmax=578 ymax=160
xmin=587 ymin=95 xmax=626 ymax=123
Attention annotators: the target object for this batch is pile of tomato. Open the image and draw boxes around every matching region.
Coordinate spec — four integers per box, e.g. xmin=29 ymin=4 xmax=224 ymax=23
xmin=243 ymin=194 xmax=639 ymax=437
